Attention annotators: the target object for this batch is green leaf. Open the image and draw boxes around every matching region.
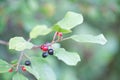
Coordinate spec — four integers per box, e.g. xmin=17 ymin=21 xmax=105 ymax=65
xmin=11 ymin=59 xmax=18 ymax=64
xmin=37 ymin=63 xmax=56 ymax=80
xmin=54 ymin=48 xmax=81 ymax=66
xmin=12 ymin=73 xmax=28 ymax=80
xmin=52 ymin=25 xmax=72 ymax=33
xmin=0 ymin=59 xmax=11 ymax=73
xmin=70 ymin=34 xmax=107 ymax=45
xmin=30 ymin=25 xmax=51 ymax=39
xmin=52 ymin=43 xmax=61 ymax=49
xmin=9 ymin=37 xmax=34 ymax=51
xmin=26 ymin=66 xmax=40 ymax=80
xmin=26 ymin=57 xmax=56 ymax=80
xmin=52 ymin=11 xmax=83 ymax=33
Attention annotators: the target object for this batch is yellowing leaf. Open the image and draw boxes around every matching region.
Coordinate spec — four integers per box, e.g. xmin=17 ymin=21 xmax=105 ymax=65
xmin=52 ymin=11 xmax=83 ymax=33
xmin=30 ymin=25 xmax=51 ymax=39
xmin=9 ymin=37 xmax=33 ymax=51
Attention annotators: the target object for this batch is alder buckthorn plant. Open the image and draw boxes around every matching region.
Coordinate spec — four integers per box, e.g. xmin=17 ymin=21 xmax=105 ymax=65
xmin=0 ymin=11 xmax=107 ymax=80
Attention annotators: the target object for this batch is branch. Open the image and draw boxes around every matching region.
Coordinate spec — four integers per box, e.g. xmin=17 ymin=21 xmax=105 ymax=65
xmin=16 ymin=51 xmax=24 ymax=71
xmin=0 ymin=40 xmax=8 ymax=45
xmin=31 ymin=36 xmax=71 ymax=49
xmin=60 ymin=37 xmax=71 ymax=41
xmin=51 ymin=37 xmax=70 ymax=44
xmin=24 ymin=53 xmax=31 ymax=60
xmin=51 ymin=32 xmax=57 ymax=43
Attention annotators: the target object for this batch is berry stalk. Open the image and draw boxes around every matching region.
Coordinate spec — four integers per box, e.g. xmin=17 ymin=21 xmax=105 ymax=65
xmin=51 ymin=32 xmax=58 ymax=43
xmin=0 ymin=40 xmax=8 ymax=45
xmin=16 ymin=51 xmax=24 ymax=71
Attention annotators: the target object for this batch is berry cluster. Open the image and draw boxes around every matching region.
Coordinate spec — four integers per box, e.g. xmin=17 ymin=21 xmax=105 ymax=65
xmin=40 ymin=43 xmax=54 ymax=58
xmin=40 ymin=32 xmax=63 ymax=58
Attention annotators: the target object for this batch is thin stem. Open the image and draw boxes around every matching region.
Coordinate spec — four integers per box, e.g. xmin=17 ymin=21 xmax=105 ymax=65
xmin=16 ymin=51 xmax=24 ymax=71
xmin=0 ymin=40 xmax=8 ymax=45
xmin=52 ymin=37 xmax=70 ymax=44
xmin=32 ymin=45 xmax=40 ymax=49
xmin=51 ymin=32 xmax=57 ymax=43
xmin=28 ymin=38 xmax=32 ymax=42
xmin=24 ymin=54 xmax=31 ymax=60
xmin=60 ymin=37 xmax=71 ymax=41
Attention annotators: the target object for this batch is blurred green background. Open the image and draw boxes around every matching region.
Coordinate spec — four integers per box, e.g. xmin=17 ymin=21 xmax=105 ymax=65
xmin=0 ymin=0 xmax=120 ymax=80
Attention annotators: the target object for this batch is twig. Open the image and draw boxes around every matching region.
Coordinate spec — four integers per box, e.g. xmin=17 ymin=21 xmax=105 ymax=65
xmin=51 ymin=32 xmax=57 ymax=43
xmin=16 ymin=51 xmax=24 ymax=71
xmin=24 ymin=53 xmax=31 ymax=60
xmin=32 ymin=45 xmax=40 ymax=49
xmin=28 ymin=38 xmax=32 ymax=42
xmin=60 ymin=37 xmax=71 ymax=41
xmin=0 ymin=40 xmax=8 ymax=45
xmin=52 ymin=37 xmax=71 ymax=44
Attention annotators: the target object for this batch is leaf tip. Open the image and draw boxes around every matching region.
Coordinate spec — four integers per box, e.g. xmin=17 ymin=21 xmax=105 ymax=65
xmin=98 ymin=34 xmax=108 ymax=45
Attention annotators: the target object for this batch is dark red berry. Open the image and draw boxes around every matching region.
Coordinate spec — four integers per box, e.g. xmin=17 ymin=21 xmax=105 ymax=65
xmin=8 ymin=68 xmax=13 ymax=72
xmin=57 ymin=32 xmax=63 ymax=37
xmin=42 ymin=52 xmax=48 ymax=58
xmin=48 ymin=49 xmax=54 ymax=55
xmin=40 ymin=44 xmax=48 ymax=51
xmin=21 ymin=66 xmax=26 ymax=71
xmin=42 ymin=46 xmax=48 ymax=51
xmin=25 ymin=60 xmax=31 ymax=66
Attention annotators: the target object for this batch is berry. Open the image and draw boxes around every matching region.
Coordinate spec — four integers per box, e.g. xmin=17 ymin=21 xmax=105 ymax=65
xmin=40 ymin=44 xmax=44 ymax=49
xmin=40 ymin=45 xmax=48 ymax=51
xmin=57 ymin=32 xmax=63 ymax=37
xmin=21 ymin=66 xmax=26 ymax=71
xmin=48 ymin=49 xmax=54 ymax=55
xmin=42 ymin=46 xmax=48 ymax=51
xmin=8 ymin=68 xmax=13 ymax=72
xmin=25 ymin=60 xmax=31 ymax=66
xmin=42 ymin=52 xmax=48 ymax=58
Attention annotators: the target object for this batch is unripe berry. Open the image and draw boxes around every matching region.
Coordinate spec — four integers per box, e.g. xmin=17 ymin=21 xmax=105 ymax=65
xmin=40 ymin=45 xmax=48 ymax=51
xmin=42 ymin=46 xmax=48 ymax=51
xmin=25 ymin=60 xmax=31 ymax=66
xmin=8 ymin=68 xmax=13 ymax=72
xmin=42 ymin=52 xmax=48 ymax=58
xmin=40 ymin=44 xmax=44 ymax=49
xmin=48 ymin=49 xmax=54 ymax=55
xmin=57 ymin=32 xmax=63 ymax=37
xmin=21 ymin=66 xmax=26 ymax=71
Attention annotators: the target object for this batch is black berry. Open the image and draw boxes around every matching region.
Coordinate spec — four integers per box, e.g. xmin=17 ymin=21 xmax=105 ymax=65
xmin=42 ymin=52 xmax=48 ymax=58
xmin=25 ymin=60 xmax=31 ymax=66
xmin=48 ymin=49 xmax=54 ymax=55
